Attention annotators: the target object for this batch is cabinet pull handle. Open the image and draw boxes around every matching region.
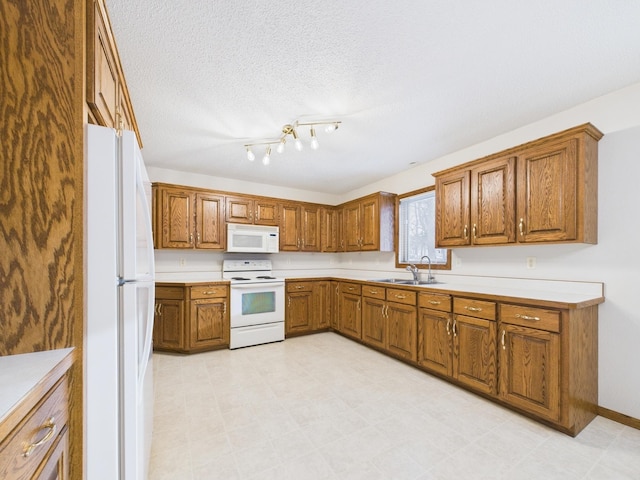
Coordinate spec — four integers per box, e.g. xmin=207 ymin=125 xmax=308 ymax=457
xmin=465 ymin=306 xmax=482 ymax=312
xmin=519 ymin=218 xmax=524 ymax=236
xmin=189 ymin=233 xmax=193 ymax=244
xmin=501 ymin=330 xmax=506 ymax=350
xmin=446 ymin=318 xmax=451 ymax=336
xmin=197 ymin=233 xmax=201 ymax=243
xmin=348 ymin=287 xmax=355 ymax=291
xmin=472 ymin=224 xmax=477 ymax=239
xmin=203 ymin=290 xmax=217 ymax=295
xmin=428 ymin=300 xmax=441 ymax=305
xmin=357 ymin=299 xmax=361 ymax=310
xmin=515 ymin=313 xmax=540 ymax=321
xmin=223 ymin=302 xmax=227 ymax=314
xmin=394 ymin=294 xmax=406 ymax=299
xmin=463 ymin=225 xmax=468 ymax=239
xmin=296 ymin=285 xmax=304 ymax=289
xmin=157 ymin=304 xmax=162 ymax=316
xmin=452 ymin=319 xmax=457 ymax=337
xmin=288 ymin=297 xmax=291 ymax=307
xmin=23 ymin=417 xmax=57 ymax=457
xmin=369 ymin=289 xmax=378 ymax=294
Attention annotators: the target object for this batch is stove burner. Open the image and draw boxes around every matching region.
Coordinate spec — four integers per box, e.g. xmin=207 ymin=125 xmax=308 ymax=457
xmin=231 ymin=277 xmax=250 ymax=281
xmin=256 ymin=275 xmax=276 ymax=279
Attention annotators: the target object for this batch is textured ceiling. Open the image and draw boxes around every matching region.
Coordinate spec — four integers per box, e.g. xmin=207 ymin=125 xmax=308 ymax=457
xmin=107 ymin=0 xmax=640 ymax=194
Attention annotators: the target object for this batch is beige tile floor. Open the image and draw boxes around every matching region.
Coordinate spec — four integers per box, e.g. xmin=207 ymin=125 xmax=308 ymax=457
xmin=149 ymin=332 xmax=640 ymax=480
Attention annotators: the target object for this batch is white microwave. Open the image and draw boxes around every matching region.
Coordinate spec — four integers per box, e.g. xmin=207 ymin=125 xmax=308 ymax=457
xmin=226 ymin=223 xmax=279 ymax=253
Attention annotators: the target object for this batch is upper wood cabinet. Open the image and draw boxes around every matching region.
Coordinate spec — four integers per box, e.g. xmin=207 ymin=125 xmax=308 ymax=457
xmin=279 ymin=202 xmax=322 ymax=252
xmin=86 ymin=0 xmax=142 ymax=146
xmin=343 ymin=192 xmax=396 ymax=252
xmin=154 ymin=184 xmax=225 ymax=250
xmin=436 ymin=156 xmax=516 ymax=246
xmin=434 ymin=124 xmax=602 ymax=247
xmin=320 ymin=207 xmax=344 ymax=252
xmin=225 ymin=195 xmax=278 ymax=225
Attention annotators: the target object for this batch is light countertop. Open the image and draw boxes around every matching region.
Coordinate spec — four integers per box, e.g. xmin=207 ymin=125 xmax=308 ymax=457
xmin=155 ymin=270 xmax=604 ymax=308
xmin=0 ymin=348 xmax=74 ymax=425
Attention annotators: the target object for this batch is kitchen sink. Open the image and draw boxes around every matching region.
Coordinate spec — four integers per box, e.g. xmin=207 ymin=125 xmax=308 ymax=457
xmin=371 ymin=278 xmax=444 ymax=286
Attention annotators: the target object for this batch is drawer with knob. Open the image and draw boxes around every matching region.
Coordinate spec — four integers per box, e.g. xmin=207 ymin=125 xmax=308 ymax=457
xmin=286 ymin=282 xmax=313 ymax=293
xmin=340 ymin=282 xmax=362 ymax=295
xmin=190 ymin=284 xmax=228 ymax=299
xmin=386 ymin=288 xmax=417 ymax=306
xmin=418 ymin=292 xmax=452 ymax=312
xmin=500 ymin=304 xmax=561 ymax=333
xmin=453 ymin=297 xmax=496 ymax=320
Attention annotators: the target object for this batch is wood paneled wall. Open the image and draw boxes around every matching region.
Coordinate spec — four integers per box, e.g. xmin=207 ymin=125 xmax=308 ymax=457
xmin=0 ymin=0 xmax=84 ymax=477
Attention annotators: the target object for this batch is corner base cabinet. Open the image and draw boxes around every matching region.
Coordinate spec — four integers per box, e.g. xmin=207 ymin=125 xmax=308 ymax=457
xmin=154 ymin=283 xmax=230 ymax=353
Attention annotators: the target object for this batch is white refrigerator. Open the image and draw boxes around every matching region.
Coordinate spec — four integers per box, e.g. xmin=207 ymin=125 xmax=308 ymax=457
xmin=85 ymin=124 xmax=155 ymax=479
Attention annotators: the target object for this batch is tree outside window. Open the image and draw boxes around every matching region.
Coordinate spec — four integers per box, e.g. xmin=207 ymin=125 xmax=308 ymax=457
xmin=397 ymin=187 xmax=450 ymax=269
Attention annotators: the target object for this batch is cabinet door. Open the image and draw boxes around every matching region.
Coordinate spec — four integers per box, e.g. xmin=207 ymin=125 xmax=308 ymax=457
xmin=225 ymin=196 xmax=254 ymax=224
xmin=359 ymin=197 xmax=380 ymax=251
xmin=254 ymin=200 xmax=279 ymax=225
xmin=436 ymin=170 xmax=471 ymax=247
xmin=153 ymin=299 xmax=185 ymax=350
xmin=189 ymin=298 xmax=229 ymax=349
xmin=387 ymin=302 xmax=417 ymax=361
xmin=87 ymin=1 xmax=118 ymax=129
xmin=313 ymin=281 xmax=332 ymax=330
xmin=301 ymin=205 xmax=321 ymax=251
xmin=195 ymin=193 xmax=225 ymax=249
xmin=517 ymin=139 xmax=578 ymax=243
xmin=418 ymin=309 xmax=452 ymax=376
xmin=339 ymin=293 xmax=362 ymax=339
xmin=286 ymin=291 xmax=313 ymax=334
xmin=330 ymin=281 xmax=340 ymax=329
xmin=362 ymin=297 xmax=386 ymax=349
xmin=343 ymin=202 xmax=361 ymax=251
xmin=279 ymin=203 xmax=301 ymax=251
xmin=471 ymin=156 xmax=516 ymax=245
xmin=159 ymin=187 xmax=193 ymax=248
xmin=499 ymin=323 xmax=560 ymax=421
xmin=453 ymin=314 xmax=497 ymax=395
xmin=320 ymin=207 xmax=339 ymax=252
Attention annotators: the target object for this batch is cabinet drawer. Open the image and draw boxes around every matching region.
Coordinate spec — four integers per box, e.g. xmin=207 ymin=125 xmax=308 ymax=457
xmin=156 ymin=286 xmax=185 ymax=300
xmin=386 ymin=288 xmax=417 ymax=306
xmin=340 ymin=283 xmax=362 ymax=295
xmin=453 ymin=297 xmax=496 ymax=320
xmin=500 ymin=304 xmax=561 ymax=333
xmin=287 ymin=282 xmax=313 ymax=293
xmin=362 ymin=284 xmax=385 ymax=299
xmin=190 ymin=285 xmax=228 ymax=299
xmin=0 ymin=377 xmax=69 ymax=480
xmin=418 ymin=292 xmax=452 ymax=312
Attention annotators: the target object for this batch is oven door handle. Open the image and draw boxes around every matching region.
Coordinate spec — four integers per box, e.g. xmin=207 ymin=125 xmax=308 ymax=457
xmin=230 ymin=282 xmax=285 ymax=289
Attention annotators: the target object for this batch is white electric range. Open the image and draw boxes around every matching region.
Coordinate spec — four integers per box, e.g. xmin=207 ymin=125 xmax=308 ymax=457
xmin=222 ymin=259 xmax=285 ymax=349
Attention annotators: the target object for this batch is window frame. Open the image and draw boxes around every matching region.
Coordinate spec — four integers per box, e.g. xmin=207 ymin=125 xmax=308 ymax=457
xmin=395 ymin=186 xmax=451 ymax=270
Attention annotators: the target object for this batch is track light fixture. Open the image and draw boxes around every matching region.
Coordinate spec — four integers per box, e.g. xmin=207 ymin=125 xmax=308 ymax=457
xmin=243 ymin=119 xmax=341 ymax=165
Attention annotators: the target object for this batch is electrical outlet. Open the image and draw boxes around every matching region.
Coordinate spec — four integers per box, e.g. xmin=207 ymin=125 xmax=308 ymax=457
xmin=179 ymin=258 xmax=186 ymax=267
xmin=526 ymin=256 xmax=536 ymax=269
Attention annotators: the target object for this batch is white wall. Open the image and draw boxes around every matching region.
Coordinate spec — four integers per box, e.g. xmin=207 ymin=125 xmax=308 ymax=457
xmin=152 ymin=81 xmax=640 ymax=420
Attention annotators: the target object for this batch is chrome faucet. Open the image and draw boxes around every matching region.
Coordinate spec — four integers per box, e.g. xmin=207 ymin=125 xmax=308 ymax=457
xmin=420 ymin=255 xmax=436 ymax=284
xmin=406 ymin=264 xmax=420 ymax=282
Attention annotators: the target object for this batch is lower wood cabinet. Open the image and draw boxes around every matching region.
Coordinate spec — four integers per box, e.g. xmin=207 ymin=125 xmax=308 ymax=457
xmin=338 ymin=282 xmax=362 ymax=340
xmin=154 ymin=283 xmax=229 ymax=353
xmin=362 ymin=285 xmax=417 ymax=361
xmin=497 ymin=302 xmax=598 ymax=435
xmin=285 ymin=280 xmax=332 ymax=335
xmin=418 ymin=294 xmax=497 ymax=395
xmin=0 ymin=351 xmax=73 ymax=480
